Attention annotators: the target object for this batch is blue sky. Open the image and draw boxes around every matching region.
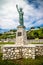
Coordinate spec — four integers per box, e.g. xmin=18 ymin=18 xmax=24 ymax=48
xmin=0 ymin=0 xmax=43 ymax=32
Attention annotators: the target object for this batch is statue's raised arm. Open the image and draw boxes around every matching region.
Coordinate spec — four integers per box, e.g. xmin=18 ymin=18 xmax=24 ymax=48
xmin=16 ymin=5 xmax=19 ymax=13
xmin=16 ymin=4 xmax=24 ymax=26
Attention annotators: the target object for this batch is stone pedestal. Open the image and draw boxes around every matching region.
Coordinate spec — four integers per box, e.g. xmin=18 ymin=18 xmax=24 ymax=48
xmin=16 ymin=26 xmax=27 ymax=45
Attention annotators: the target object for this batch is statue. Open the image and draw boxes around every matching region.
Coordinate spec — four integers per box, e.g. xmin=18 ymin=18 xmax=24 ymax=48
xmin=16 ymin=5 xmax=24 ymax=26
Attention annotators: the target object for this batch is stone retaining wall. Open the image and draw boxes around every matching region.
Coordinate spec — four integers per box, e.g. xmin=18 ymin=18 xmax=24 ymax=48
xmin=27 ymin=39 xmax=43 ymax=43
xmin=36 ymin=46 xmax=43 ymax=56
xmin=2 ymin=44 xmax=43 ymax=60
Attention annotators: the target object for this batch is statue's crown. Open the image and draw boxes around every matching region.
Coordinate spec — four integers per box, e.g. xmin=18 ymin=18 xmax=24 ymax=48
xmin=20 ymin=8 xmax=22 ymax=10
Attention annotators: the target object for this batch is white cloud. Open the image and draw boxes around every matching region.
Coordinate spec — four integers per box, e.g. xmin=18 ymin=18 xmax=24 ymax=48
xmin=0 ymin=18 xmax=19 ymax=29
xmin=28 ymin=19 xmax=43 ymax=28
xmin=33 ymin=19 xmax=43 ymax=26
xmin=0 ymin=0 xmax=43 ymax=30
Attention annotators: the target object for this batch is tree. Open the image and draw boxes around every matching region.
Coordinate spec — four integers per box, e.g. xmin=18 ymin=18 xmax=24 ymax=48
xmin=31 ymin=27 xmax=35 ymax=29
xmin=0 ymin=33 xmax=2 ymax=36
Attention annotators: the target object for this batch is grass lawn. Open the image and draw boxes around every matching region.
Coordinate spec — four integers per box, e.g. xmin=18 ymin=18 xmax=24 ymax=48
xmin=0 ymin=41 xmax=43 ymax=44
xmin=32 ymin=42 xmax=43 ymax=44
xmin=0 ymin=53 xmax=43 ymax=65
xmin=0 ymin=42 xmax=15 ymax=45
xmin=0 ymin=57 xmax=43 ymax=65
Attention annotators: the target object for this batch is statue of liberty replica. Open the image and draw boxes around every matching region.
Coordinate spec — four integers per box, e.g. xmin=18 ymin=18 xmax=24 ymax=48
xmin=16 ymin=4 xmax=27 ymax=45
xmin=16 ymin=5 xmax=24 ymax=26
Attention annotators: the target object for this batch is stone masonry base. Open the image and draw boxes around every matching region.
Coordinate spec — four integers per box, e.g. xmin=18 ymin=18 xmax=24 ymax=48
xmin=2 ymin=44 xmax=43 ymax=60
